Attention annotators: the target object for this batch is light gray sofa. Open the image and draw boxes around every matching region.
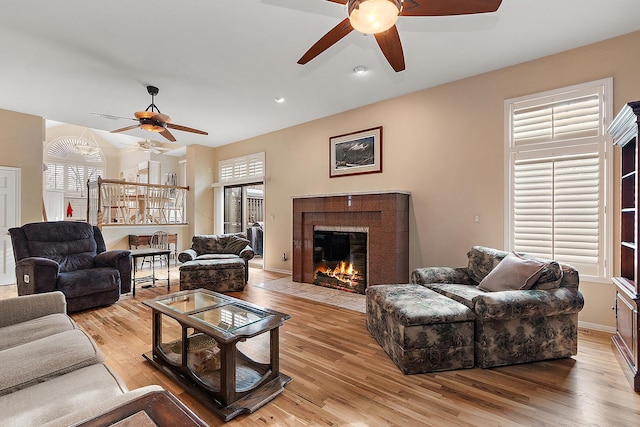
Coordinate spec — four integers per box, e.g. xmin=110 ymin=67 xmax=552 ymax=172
xmin=411 ymin=246 xmax=585 ymax=368
xmin=0 ymin=291 xmax=163 ymax=427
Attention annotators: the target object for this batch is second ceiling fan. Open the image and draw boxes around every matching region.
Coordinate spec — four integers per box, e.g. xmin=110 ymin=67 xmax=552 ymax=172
xmin=298 ymin=0 xmax=503 ymax=72
xmin=101 ymin=85 xmax=208 ymax=142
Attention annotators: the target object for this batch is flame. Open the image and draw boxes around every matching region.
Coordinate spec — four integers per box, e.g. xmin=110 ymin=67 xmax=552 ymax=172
xmin=316 ymin=261 xmax=360 ymax=284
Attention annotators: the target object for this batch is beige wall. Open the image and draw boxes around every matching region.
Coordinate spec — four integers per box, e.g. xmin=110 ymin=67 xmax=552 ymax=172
xmin=186 ymin=144 xmax=216 ymax=237
xmin=211 ymin=30 xmax=640 ymax=330
xmin=0 ymin=108 xmax=44 ymax=224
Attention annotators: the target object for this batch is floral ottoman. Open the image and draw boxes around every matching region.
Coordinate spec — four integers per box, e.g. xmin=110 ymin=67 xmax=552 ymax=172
xmin=366 ymin=284 xmax=476 ymax=374
xmin=179 ymin=258 xmax=246 ymax=293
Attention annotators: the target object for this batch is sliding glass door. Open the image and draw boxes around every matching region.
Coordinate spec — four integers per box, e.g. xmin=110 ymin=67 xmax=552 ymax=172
xmin=223 ymin=186 xmax=243 ymax=234
xmin=223 ymin=183 xmax=264 ymax=257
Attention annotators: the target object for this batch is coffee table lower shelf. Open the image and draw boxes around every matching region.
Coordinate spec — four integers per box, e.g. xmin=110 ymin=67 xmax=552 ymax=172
xmin=143 ymin=352 xmax=292 ymax=421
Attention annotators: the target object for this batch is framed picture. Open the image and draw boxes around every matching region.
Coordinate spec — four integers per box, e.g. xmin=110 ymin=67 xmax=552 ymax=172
xmin=330 ymin=126 xmax=382 ymax=178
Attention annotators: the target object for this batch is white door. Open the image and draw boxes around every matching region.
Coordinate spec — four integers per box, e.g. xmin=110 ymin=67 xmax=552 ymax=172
xmin=0 ymin=167 xmax=20 ymax=285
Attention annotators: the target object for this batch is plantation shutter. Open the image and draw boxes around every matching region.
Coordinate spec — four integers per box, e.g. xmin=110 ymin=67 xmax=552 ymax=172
xmin=87 ymin=166 xmax=103 ymax=182
xmin=219 ymin=152 xmax=265 ymax=184
xmin=506 ymin=78 xmax=611 ymax=280
xmin=513 ymin=154 xmax=600 ymax=275
xmin=45 ymin=163 xmax=65 ymax=190
xmin=513 ymin=94 xmax=600 ymax=145
xmin=67 ymin=165 xmax=86 ymax=192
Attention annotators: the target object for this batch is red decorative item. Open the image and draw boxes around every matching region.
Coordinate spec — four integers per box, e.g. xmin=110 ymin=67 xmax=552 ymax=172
xmin=66 ymin=202 xmax=73 ymax=218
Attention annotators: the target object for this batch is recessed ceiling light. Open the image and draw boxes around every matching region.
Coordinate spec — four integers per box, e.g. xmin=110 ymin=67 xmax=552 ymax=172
xmin=353 ymin=65 xmax=368 ymax=75
xmin=274 ymin=97 xmax=285 ymax=103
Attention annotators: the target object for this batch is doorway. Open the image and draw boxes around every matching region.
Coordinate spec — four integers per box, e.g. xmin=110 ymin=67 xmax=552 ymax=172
xmin=0 ymin=167 xmax=20 ymax=285
xmin=224 ymin=183 xmax=264 ymax=268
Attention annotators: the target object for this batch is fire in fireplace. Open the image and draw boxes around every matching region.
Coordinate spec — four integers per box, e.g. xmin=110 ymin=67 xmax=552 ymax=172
xmin=312 ymin=228 xmax=367 ymax=294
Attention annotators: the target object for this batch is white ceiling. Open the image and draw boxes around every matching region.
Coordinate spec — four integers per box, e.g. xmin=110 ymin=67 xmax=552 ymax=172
xmin=2 ymin=0 xmax=640 ymax=151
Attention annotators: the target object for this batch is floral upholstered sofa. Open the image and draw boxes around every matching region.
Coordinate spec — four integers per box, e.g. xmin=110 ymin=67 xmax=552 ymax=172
xmin=411 ymin=246 xmax=584 ymax=368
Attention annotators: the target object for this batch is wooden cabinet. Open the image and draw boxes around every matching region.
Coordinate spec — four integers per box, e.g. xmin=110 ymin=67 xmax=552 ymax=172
xmin=609 ymin=100 xmax=640 ymax=391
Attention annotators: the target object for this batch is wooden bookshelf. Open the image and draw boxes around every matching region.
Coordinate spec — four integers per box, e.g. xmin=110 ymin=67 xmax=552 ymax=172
xmin=609 ymin=100 xmax=640 ymax=391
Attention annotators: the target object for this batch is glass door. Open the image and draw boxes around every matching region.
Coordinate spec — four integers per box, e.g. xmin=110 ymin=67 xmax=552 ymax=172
xmin=224 ymin=184 xmax=264 ymax=260
xmin=223 ymin=187 xmax=243 ymax=234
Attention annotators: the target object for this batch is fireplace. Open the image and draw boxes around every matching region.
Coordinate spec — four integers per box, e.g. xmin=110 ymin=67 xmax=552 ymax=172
xmin=313 ymin=227 xmax=367 ymax=294
xmin=293 ymin=191 xmax=410 ymax=289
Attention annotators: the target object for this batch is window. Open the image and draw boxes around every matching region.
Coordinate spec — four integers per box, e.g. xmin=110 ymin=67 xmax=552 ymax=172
xmin=44 ymin=136 xmax=105 ymax=196
xmin=505 ymin=79 xmax=612 ymax=281
xmin=219 ymin=152 xmax=265 ymax=184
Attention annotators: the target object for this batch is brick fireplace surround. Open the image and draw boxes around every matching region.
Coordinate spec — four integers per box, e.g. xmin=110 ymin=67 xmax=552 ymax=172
xmin=292 ymin=192 xmax=410 ymax=287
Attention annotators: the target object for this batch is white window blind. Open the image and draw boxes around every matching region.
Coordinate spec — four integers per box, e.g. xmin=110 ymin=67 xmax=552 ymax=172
xmin=513 ymin=94 xmax=600 ymax=145
xmin=87 ymin=166 xmax=104 ymax=182
xmin=219 ymin=152 xmax=265 ymax=184
xmin=45 ymin=163 xmax=65 ymax=190
xmin=67 ymin=165 xmax=85 ymax=192
xmin=506 ymin=78 xmax=612 ymax=281
xmin=513 ymin=154 xmax=601 ymax=275
xmin=44 ymin=135 xmax=106 ymax=195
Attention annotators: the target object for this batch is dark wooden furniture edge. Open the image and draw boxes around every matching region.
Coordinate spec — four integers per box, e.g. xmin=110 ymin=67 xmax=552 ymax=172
xmin=144 ymin=352 xmax=291 ymax=422
xmin=72 ymin=389 xmax=208 ymax=426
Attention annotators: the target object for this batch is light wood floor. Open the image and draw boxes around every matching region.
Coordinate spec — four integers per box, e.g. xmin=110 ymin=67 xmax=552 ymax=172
xmin=2 ymin=268 xmax=640 ymax=426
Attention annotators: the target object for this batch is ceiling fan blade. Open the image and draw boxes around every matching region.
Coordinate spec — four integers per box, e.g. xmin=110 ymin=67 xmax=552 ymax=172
xmin=111 ymin=124 xmax=140 ymax=134
xmin=159 ymin=128 xmax=177 ymax=142
xmin=166 ymin=123 xmax=208 ymax=135
xmin=374 ymin=26 xmax=405 ymax=72
xmin=401 ymin=0 xmax=502 ymax=16
xmin=90 ymin=112 xmax=136 ymax=121
xmin=325 ymin=0 xmax=347 ymax=4
xmin=298 ymin=17 xmax=354 ymax=65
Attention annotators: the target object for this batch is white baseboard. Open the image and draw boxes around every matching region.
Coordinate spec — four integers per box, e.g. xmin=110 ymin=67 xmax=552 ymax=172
xmin=578 ymin=320 xmax=615 ymax=334
xmin=264 ymin=268 xmax=292 ymax=275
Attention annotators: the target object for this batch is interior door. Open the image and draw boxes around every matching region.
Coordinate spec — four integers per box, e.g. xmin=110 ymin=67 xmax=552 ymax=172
xmin=0 ymin=167 xmax=20 ymax=285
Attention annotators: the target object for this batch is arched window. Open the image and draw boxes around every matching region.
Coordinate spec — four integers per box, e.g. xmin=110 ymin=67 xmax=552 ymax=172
xmin=44 ymin=135 xmax=105 ymax=196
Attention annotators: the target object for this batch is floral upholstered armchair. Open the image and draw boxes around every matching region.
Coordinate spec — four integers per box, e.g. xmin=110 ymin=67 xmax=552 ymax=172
xmin=411 ymin=246 xmax=584 ymax=368
xmin=178 ymin=233 xmax=254 ymax=282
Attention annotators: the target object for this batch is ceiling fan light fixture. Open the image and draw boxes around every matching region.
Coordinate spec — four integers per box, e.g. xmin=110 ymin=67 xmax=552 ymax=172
xmin=348 ymin=0 xmax=401 ymax=35
xmin=140 ymin=123 xmax=165 ymax=132
xmin=135 ymin=111 xmax=156 ymax=119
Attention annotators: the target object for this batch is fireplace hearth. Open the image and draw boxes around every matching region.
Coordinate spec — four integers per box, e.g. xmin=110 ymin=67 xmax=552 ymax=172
xmin=293 ymin=191 xmax=409 ymax=289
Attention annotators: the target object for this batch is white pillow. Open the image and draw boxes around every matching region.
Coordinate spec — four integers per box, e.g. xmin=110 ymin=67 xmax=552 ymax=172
xmin=477 ymin=251 xmax=546 ymax=292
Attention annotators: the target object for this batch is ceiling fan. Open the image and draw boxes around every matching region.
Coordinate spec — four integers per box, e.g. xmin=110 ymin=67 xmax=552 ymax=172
xmin=92 ymin=85 xmax=208 ymax=142
xmin=126 ymin=139 xmax=170 ymax=155
xmin=298 ymin=0 xmax=503 ymax=72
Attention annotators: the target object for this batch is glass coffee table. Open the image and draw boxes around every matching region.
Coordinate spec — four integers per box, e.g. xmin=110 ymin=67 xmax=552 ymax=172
xmin=142 ymin=288 xmax=291 ymax=421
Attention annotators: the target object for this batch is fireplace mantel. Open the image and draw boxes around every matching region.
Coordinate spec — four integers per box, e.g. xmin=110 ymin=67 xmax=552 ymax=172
xmin=292 ymin=190 xmax=410 ymax=199
xmin=292 ymin=192 xmax=410 ymax=286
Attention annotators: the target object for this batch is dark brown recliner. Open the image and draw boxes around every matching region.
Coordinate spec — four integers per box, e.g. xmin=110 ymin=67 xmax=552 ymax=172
xmin=9 ymin=221 xmax=131 ymax=312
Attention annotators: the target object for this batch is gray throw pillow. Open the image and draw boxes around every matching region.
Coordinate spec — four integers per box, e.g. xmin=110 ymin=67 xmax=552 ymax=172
xmin=530 ymin=260 xmax=564 ymax=290
xmin=477 ymin=251 xmax=546 ymax=292
xmin=224 ymin=236 xmax=250 ymax=254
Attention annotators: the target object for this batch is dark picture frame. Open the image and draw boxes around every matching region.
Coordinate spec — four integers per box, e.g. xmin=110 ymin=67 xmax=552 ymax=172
xmin=329 ymin=126 xmax=382 ymax=178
